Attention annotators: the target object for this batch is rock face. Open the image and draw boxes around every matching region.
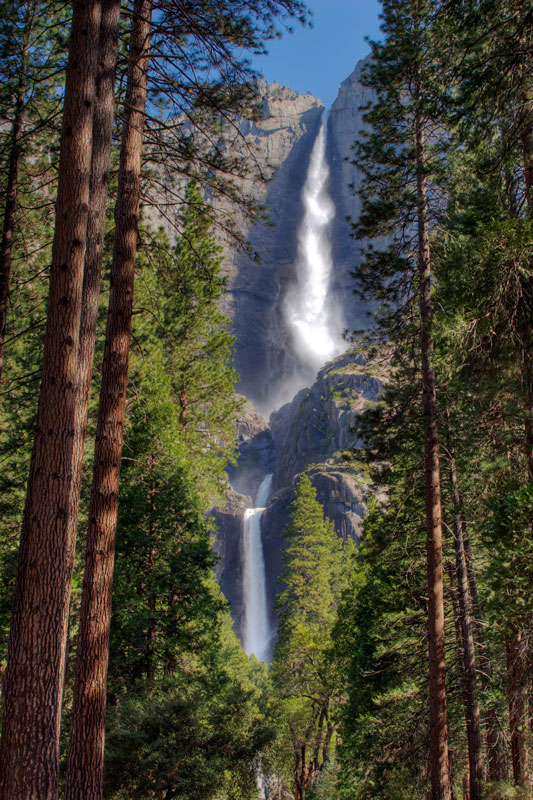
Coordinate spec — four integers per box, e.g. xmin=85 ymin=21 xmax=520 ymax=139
xmin=271 ymin=354 xmax=381 ymax=491
xmin=213 ymin=352 xmax=383 ymax=646
xmin=213 ymin=61 xmax=374 ymax=412
xmin=226 ymin=396 xmax=275 ymax=499
xmin=203 ymin=59 xmax=381 ymax=649
xmin=327 ymin=56 xmax=374 ymax=327
xmin=220 ymin=84 xmax=325 ymax=409
xmin=145 ymin=62 xmax=375 ymax=412
xmin=212 ymin=490 xmax=250 ymax=643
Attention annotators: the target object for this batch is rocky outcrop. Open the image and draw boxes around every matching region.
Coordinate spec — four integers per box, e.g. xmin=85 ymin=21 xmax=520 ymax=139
xmin=211 ymin=490 xmax=250 ymax=643
xmin=327 ymin=56 xmax=374 ymax=330
xmin=213 ymin=350 xmax=383 ymax=639
xmin=145 ymin=64 xmax=376 ymax=412
xmin=226 ymin=396 xmax=275 ymax=499
xmin=220 ymin=84 xmax=326 ymax=407
xmin=222 ymin=60 xmax=376 ymax=410
xmin=271 ymin=352 xmax=381 ymax=490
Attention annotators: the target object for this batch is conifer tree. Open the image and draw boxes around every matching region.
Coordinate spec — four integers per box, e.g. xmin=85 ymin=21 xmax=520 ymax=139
xmin=352 ymin=1 xmax=454 ymax=795
xmin=271 ymin=474 xmax=344 ymax=800
xmin=0 ymin=0 xmax=68 ymax=393
xmin=148 ymin=180 xmax=241 ymax=500
xmin=0 ymin=3 xmax=104 ymax=795
xmin=95 ymin=223 xmax=269 ymax=799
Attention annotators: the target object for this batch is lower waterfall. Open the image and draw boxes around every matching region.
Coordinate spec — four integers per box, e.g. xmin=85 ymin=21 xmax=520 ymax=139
xmin=242 ymin=474 xmax=273 ymax=662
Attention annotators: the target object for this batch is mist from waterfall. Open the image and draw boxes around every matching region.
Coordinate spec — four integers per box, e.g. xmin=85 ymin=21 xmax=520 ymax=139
xmin=242 ymin=474 xmax=273 ymax=662
xmin=283 ymin=108 xmax=347 ymax=387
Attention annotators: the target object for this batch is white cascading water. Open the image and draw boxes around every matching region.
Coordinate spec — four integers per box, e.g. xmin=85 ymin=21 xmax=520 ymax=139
xmin=284 ymin=108 xmax=347 ymax=379
xmin=242 ymin=474 xmax=273 ymax=662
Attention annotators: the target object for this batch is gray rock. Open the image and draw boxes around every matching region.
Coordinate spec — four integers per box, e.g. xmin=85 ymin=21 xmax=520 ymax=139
xmin=211 ymin=490 xmax=251 ymax=641
xmin=227 ymin=395 xmax=276 ymax=499
xmin=272 ymin=351 xmax=381 ymax=490
xmin=217 ymin=350 xmax=383 ymax=639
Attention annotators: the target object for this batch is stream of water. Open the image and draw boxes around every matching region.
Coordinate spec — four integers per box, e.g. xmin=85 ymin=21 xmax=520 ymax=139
xmin=242 ymin=112 xmax=348 ymax=662
xmin=242 ymin=474 xmax=273 ymax=662
xmin=284 ymin=108 xmax=347 ymax=378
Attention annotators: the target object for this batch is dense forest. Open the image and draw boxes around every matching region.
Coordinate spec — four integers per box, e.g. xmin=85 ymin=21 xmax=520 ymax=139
xmin=0 ymin=1 xmax=532 ymax=800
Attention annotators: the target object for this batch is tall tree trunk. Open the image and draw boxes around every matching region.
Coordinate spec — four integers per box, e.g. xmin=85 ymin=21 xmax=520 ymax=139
xmin=415 ymin=108 xmax=452 ymax=800
xmin=146 ymin=451 xmax=157 ymax=682
xmin=506 ymin=629 xmax=529 ymax=788
xmin=0 ymin=3 xmax=101 ymax=798
xmin=446 ymin=442 xmax=483 ymax=800
xmin=63 ymin=2 xmax=123 ymax=796
xmin=516 ymin=10 xmax=533 ymax=478
xmin=519 ymin=87 xmax=533 ymax=212
xmin=64 ymin=3 xmax=152 ymax=798
xmin=448 ymin=565 xmax=472 ymax=800
xmin=0 ymin=1 xmax=34 ymax=396
xmin=460 ymin=495 xmax=506 ymax=783
xmin=66 ymin=0 xmax=122 ymax=565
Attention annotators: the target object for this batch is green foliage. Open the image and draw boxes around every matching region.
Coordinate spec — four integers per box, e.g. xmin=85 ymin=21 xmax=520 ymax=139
xmin=0 ymin=0 xmax=68 ymax=669
xmin=335 ymin=0 xmax=533 ymax=797
xmin=105 ymin=613 xmax=273 ymax=800
xmin=333 ymin=482 xmax=432 ymax=799
xmin=269 ymin=474 xmax=344 ymax=798
xmin=135 ymin=181 xmax=241 ymax=503
xmin=101 ymin=184 xmax=270 ymax=799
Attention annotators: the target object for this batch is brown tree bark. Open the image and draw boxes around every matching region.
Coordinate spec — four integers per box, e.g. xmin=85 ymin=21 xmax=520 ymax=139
xmin=459 ymin=515 xmax=506 ymax=785
xmin=63 ymin=4 xmax=123 ymax=797
xmin=516 ymin=9 xmax=533 ymax=480
xmin=448 ymin=566 xmax=472 ymax=800
xmin=415 ymin=108 xmax=452 ymax=800
xmin=0 ymin=1 xmax=34 ymax=396
xmin=506 ymin=629 xmax=529 ymax=788
xmin=64 ymin=3 xmax=153 ymax=797
xmin=65 ymin=0 xmax=122 ymax=561
xmin=0 ymin=3 xmax=101 ymax=798
xmin=146 ymin=451 xmax=157 ymax=682
xmin=447 ymin=443 xmax=483 ymax=800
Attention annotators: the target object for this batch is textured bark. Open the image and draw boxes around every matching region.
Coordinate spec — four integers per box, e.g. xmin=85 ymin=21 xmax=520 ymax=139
xmin=65 ymin=0 xmax=122 ymax=568
xmin=64 ymin=3 xmax=152 ymax=797
xmin=459 ymin=519 xmax=505 ymax=783
xmin=0 ymin=3 xmax=101 ymax=798
xmin=517 ymin=9 xmax=533 ymax=476
xmin=447 ymin=446 xmax=483 ymax=800
xmin=0 ymin=2 xmax=34 ymax=395
xmin=506 ymin=630 xmax=529 ymax=788
xmin=64 ymin=1 xmax=122 ymax=795
xmin=180 ymin=385 xmax=187 ymax=432
xmin=415 ymin=110 xmax=452 ymax=800
xmin=448 ymin=567 xmax=472 ymax=799
xmin=146 ymin=451 xmax=157 ymax=682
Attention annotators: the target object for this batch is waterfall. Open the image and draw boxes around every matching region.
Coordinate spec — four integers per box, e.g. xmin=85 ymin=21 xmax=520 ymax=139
xmin=284 ymin=108 xmax=347 ymax=381
xmin=242 ymin=474 xmax=273 ymax=662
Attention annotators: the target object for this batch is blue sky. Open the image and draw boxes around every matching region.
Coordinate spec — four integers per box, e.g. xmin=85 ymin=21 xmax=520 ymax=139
xmin=250 ymin=0 xmax=383 ymax=107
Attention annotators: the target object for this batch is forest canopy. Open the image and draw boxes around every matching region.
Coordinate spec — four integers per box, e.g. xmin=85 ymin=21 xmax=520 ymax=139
xmin=0 ymin=1 xmax=532 ymax=800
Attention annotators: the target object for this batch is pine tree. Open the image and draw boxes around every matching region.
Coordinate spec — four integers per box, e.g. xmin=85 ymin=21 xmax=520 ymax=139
xmin=142 ymin=180 xmax=241 ymax=501
xmin=333 ymin=493 xmax=433 ymax=800
xmin=271 ymin=474 xmax=344 ymax=800
xmin=352 ymin=2 xmax=454 ymax=795
xmin=0 ymin=3 xmax=104 ymax=795
xmin=0 ymin=0 xmax=68 ymax=393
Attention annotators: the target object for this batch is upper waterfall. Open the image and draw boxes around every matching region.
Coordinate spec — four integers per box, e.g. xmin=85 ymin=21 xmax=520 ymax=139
xmin=284 ymin=109 xmax=347 ymax=380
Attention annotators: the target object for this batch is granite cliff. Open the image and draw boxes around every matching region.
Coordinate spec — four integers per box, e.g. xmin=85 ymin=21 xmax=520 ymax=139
xmin=213 ymin=352 xmax=383 ymax=648
xmin=219 ymin=61 xmax=374 ymax=412
xmin=147 ymin=58 xmax=378 ymax=648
